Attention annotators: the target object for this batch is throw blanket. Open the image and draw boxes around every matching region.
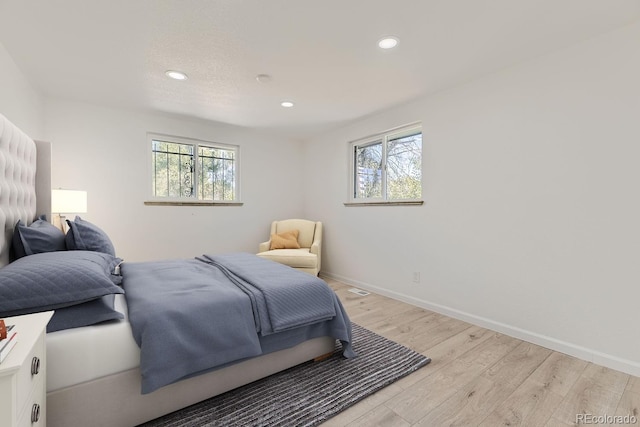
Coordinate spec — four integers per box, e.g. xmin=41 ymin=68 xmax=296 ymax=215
xmin=199 ymin=253 xmax=336 ymax=334
xmin=122 ymin=253 xmax=354 ymax=394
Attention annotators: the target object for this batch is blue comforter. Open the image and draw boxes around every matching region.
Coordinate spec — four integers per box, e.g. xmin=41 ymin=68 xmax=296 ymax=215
xmin=122 ymin=253 xmax=354 ymax=394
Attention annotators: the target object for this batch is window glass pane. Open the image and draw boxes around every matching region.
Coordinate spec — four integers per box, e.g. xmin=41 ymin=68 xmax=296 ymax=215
xmin=386 ymin=132 xmax=422 ymax=200
xmin=355 ymin=142 xmax=383 ymax=199
xmin=198 ymin=146 xmax=236 ymax=201
xmin=152 ymin=140 xmax=194 ymax=198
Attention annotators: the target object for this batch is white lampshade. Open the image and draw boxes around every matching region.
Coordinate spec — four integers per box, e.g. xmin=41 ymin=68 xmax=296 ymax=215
xmin=51 ymin=189 xmax=87 ymax=214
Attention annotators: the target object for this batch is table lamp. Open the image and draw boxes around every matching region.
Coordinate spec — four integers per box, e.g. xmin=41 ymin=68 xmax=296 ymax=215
xmin=51 ymin=189 xmax=87 ymax=232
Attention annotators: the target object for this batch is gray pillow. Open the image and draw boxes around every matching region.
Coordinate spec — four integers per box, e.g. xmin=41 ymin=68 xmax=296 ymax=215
xmin=11 ymin=216 xmax=66 ymax=261
xmin=65 ymin=216 xmax=116 ymax=256
xmin=0 ymin=250 xmax=124 ymax=317
xmin=47 ymin=295 xmax=124 ymax=333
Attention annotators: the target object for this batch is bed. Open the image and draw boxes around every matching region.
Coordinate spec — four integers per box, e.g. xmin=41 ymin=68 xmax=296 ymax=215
xmin=0 ymin=113 xmax=353 ymax=427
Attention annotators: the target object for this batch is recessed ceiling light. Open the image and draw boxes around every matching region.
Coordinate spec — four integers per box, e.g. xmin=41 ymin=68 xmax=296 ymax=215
xmin=256 ymin=74 xmax=272 ymax=83
xmin=281 ymin=101 xmax=294 ymax=108
xmin=165 ymin=70 xmax=188 ymax=80
xmin=378 ymin=36 xmax=399 ymax=49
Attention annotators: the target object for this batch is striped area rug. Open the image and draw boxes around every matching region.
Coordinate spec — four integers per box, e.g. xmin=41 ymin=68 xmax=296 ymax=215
xmin=140 ymin=324 xmax=431 ymax=427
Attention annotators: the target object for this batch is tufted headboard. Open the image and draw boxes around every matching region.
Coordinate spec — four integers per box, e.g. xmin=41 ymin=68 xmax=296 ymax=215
xmin=0 ymin=114 xmax=51 ymax=267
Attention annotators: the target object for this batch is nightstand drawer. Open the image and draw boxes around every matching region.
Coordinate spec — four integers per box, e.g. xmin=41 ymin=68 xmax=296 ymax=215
xmin=16 ymin=331 xmax=45 ymax=418
xmin=17 ymin=374 xmax=45 ymax=427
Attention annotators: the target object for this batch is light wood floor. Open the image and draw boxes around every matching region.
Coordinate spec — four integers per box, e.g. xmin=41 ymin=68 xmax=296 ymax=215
xmin=321 ymin=279 xmax=640 ymax=427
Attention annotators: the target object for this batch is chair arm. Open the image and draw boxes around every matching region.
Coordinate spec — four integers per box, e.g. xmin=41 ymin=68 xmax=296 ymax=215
xmin=310 ymin=242 xmax=320 ymax=255
xmin=310 ymin=241 xmax=321 ymax=274
xmin=258 ymin=241 xmax=271 ymax=253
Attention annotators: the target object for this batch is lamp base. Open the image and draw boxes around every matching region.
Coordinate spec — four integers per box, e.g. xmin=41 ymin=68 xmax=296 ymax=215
xmin=53 ymin=214 xmax=68 ymax=233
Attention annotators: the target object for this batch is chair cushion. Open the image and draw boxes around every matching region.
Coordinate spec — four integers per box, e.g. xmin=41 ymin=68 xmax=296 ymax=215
xmin=269 ymin=230 xmax=300 ymax=250
xmin=257 ymin=248 xmax=318 ymax=269
xmin=275 ymin=219 xmax=316 ymax=248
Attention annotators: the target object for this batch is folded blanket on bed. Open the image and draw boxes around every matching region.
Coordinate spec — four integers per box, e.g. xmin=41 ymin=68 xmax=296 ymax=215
xmin=199 ymin=252 xmax=336 ymax=334
xmin=123 ymin=253 xmax=354 ymax=394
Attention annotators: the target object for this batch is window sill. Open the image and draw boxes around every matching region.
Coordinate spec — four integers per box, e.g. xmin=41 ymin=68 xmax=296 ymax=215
xmin=144 ymin=201 xmax=243 ymax=207
xmin=343 ymin=200 xmax=424 ymax=207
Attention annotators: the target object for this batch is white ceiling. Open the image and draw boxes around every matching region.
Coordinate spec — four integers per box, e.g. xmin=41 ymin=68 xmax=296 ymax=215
xmin=1 ymin=0 xmax=639 ymax=139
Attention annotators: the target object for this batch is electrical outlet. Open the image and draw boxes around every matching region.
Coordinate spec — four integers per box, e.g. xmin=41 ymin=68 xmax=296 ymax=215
xmin=412 ymin=272 xmax=420 ymax=283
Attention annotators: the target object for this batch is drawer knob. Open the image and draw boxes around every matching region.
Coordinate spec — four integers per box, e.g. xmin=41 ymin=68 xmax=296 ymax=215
xmin=31 ymin=356 xmax=40 ymax=376
xmin=31 ymin=403 xmax=41 ymax=423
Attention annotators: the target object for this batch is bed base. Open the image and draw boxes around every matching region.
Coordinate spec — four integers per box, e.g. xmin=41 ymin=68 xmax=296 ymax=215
xmin=313 ymin=351 xmax=334 ymax=362
xmin=47 ymin=336 xmax=335 ymax=427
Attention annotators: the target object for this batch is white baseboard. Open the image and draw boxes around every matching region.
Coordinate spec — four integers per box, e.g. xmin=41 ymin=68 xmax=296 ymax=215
xmin=323 ymin=271 xmax=640 ymax=378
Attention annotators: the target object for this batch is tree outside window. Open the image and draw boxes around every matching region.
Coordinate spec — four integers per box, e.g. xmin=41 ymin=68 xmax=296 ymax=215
xmin=351 ymin=124 xmax=422 ymax=202
xmin=150 ymin=134 xmax=239 ymax=202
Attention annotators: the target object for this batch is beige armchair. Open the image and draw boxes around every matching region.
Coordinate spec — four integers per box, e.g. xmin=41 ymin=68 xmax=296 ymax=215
xmin=257 ymin=219 xmax=322 ymax=276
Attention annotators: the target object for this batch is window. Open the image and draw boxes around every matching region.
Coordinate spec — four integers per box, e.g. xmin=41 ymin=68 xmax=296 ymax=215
xmin=349 ymin=123 xmax=422 ymax=204
xmin=148 ymin=134 xmax=239 ymax=203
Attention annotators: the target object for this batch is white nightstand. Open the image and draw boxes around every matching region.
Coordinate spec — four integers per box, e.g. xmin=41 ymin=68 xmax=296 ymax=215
xmin=0 ymin=311 xmax=53 ymax=427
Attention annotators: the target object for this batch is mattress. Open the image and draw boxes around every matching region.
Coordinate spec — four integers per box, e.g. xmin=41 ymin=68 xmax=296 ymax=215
xmin=46 ymin=294 xmax=140 ymax=392
xmin=47 ymin=283 xmax=351 ymax=393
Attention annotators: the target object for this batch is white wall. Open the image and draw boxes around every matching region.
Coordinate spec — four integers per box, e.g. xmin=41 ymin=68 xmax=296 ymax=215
xmin=303 ymin=21 xmax=640 ymax=375
xmin=0 ymin=41 xmax=44 ymax=138
xmin=44 ymin=99 xmax=305 ymax=262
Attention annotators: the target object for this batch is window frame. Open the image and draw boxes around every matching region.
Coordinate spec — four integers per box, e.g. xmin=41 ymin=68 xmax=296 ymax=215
xmin=146 ymin=133 xmax=241 ymax=206
xmin=347 ymin=123 xmax=423 ymax=206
